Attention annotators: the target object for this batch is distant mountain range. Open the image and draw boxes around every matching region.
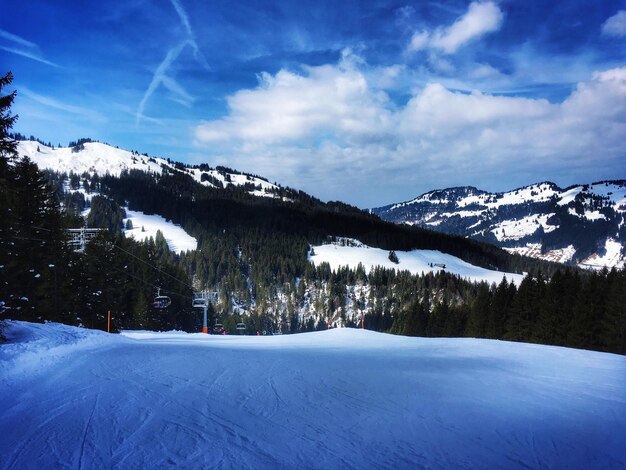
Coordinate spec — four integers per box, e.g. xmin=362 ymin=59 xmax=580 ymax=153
xmin=15 ymin=138 xmax=557 ymax=276
xmin=17 ymin=138 xmax=623 ymax=271
xmin=372 ymin=181 xmax=626 ymax=269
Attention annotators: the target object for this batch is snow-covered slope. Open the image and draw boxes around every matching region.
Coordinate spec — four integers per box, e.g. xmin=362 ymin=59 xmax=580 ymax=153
xmin=1 ymin=321 xmax=624 ymax=469
xmin=310 ymin=238 xmax=524 ymax=284
xmin=373 ymin=181 xmax=626 ymax=269
xmin=123 ymin=209 xmax=197 ymax=253
xmin=17 ymin=140 xmax=283 ymax=199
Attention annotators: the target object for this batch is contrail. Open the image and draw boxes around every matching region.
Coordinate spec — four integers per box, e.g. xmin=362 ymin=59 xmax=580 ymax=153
xmin=0 ymin=29 xmax=37 ymax=48
xmin=0 ymin=28 xmax=59 ymax=67
xmin=135 ymin=0 xmax=209 ymax=125
xmin=135 ymin=39 xmax=190 ymax=125
xmin=170 ymin=0 xmax=210 ymax=70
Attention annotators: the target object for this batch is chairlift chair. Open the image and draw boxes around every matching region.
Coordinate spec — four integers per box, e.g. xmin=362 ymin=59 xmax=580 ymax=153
xmin=236 ymin=322 xmax=246 ymax=330
xmin=153 ymin=288 xmax=171 ymax=309
xmin=192 ymin=293 xmax=208 ymax=308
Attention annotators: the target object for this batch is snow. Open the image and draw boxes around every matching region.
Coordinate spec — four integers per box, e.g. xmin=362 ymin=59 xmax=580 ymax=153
xmin=557 ymin=186 xmax=582 ymax=206
xmin=16 ymin=140 xmax=283 ymax=200
xmin=491 ymin=214 xmax=556 ymax=241
xmin=580 ymin=238 xmax=625 ymax=270
xmin=123 ymin=209 xmax=197 ymax=253
xmin=584 ymin=210 xmax=607 ymax=221
xmin=589 ymin=182 xmax=626 ymax=206
xmin=490 ymin=183 xmax=558 ymax=207
xmin=1 ymin=321 xmax=624 ymax=469
xmin=310 ymin=239 xmax=524 ymax=284
xmin=568 ymin=208 xmax=607 ymax=221
xmin=185 ymin=167 xmax=279 ymax=195
xmin=19 ymin=141 xmax=164 ymax=177
xmin=441 ymin=209 xmax=484 ymax=218
xmin=504 ymin=243 xmax=576 ymax=264
xmin=557 ymin=182 xmax=626 ymax=209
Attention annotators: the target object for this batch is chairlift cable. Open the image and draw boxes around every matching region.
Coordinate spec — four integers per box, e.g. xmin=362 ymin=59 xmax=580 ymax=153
xmin=108 ymin=265 xmax=192 ymax=301
xmin=7 ymin=222 xmax=54 ymax=232
xmin=2 ymin=236 xmax=55 ymax=243
xmin=112 ymin=243 xmax=194 ymax=291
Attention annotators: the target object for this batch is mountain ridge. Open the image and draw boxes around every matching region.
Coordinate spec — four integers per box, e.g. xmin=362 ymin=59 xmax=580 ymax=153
xmin=372 ymin=180 xmax=626 ymax=269
xmin=14 ymin=138 xmax=562 ymax=277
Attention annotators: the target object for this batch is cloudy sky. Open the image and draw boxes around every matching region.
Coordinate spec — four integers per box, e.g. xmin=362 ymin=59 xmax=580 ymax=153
xmin=1 ymin=1 xmax=625 ymax=207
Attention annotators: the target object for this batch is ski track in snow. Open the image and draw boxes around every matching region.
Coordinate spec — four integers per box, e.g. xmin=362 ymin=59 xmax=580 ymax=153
xmin=1 ymin=322 xmax=625 ymax=469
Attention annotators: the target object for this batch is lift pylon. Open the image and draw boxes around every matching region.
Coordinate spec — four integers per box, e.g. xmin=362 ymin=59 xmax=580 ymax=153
xmin=192 ymin=291 xmax=211 ymax=333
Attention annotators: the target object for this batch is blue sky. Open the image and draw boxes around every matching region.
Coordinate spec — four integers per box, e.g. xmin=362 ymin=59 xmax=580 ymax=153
xmin=1 ymin=0 xmax=625 ymax=207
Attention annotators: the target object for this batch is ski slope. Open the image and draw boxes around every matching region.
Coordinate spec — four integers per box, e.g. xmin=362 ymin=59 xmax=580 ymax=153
xmin=1 ymin=322 xmax=624 ymax=469
xmin=123 ymin=209 xmax=197 ymax=254
xmin=310 ymin=239 xmax=524 ymax=284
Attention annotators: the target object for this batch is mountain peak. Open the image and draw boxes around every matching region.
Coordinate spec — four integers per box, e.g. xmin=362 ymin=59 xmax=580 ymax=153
xmin=373 ymin=180 xmax=626 ymax=269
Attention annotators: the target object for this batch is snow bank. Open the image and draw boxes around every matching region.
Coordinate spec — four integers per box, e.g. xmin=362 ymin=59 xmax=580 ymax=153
xmin=0 ymin=321 xmax=124 ymax=383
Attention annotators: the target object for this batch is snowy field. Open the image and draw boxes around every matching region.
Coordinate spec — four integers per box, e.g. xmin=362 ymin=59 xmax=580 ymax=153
xmin=1 ymin=322 xmax=625 ymax=469
xmin=123 ymin=209 xmax=197 ymax=254
xmin=310 ymin=239 xmax=524 ymax=284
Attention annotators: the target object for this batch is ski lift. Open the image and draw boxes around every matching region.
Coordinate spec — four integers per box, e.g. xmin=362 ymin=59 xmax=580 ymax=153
xmin=212 ymin=322 xmax=225 ymax=335
xmin=192 ymin=292 xmax=208 ymax=308
xmin=236 ymin=322 xmax=246 ymax=331
xmin=153 ymin=288 xmax=171 ymax=309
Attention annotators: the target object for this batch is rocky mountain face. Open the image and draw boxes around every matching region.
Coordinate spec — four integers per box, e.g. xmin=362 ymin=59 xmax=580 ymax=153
xmin=372 ymin=181 xmax=626 ymax=269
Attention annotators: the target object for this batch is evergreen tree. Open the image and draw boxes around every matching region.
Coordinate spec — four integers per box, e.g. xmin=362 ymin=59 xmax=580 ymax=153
xmin=465 ymin=283 xmax=490 ymax=337
xmin=600 ymin=270 xmax=626 ymax=354
xmin=0 ymin=71 xmax=17 ymax=161
xmin=486 ymin=277 xmax=514 ymax=339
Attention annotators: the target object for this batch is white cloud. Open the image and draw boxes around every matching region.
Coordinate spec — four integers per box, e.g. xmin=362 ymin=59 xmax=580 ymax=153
xmin=408 ymin=31 xmax=429 ymax=52
xmin=469 ymin=63 xmax=502 ymax=79
xmin=602 ymin=10 xmax=626 ymax=37
xmin=193 ymin=56 xmax=626 ymax=207
xmin=407 ymin=1 xmax=503 ymax=55
xmin=196 ymin=52 xmax=394 ymax=145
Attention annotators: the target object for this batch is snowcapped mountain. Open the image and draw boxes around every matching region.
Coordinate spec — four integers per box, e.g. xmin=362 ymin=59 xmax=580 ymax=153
xmin=372 ymin=181 xmax=626 ymax=269
xmin=16 ymin=140 xmax=286 ymax=200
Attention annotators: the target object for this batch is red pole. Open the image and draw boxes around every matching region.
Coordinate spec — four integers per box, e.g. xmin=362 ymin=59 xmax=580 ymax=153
xmin=107 ymin=310 xmax=111 ymax=333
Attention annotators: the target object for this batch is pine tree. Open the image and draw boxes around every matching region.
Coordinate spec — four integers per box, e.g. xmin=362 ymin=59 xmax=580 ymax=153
xmin=486 ymin=277 xmax=513 ymax=339
xmin=505 ymin=276 xmax=537 ymax=341
xmin=465 ymin=283 xmax=490 ymax=337
xmin=600 ymin=270 xmax=626 ymax=354
xmin=0 ymin=72 xmax=18 ymax=318
xmin=0 ymin=71 xmax=17 ymax=162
